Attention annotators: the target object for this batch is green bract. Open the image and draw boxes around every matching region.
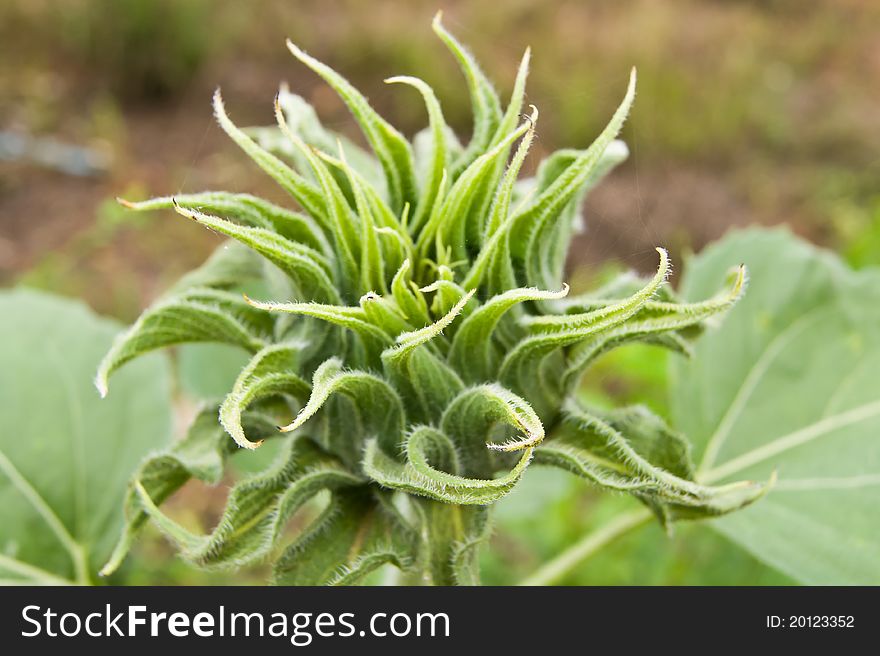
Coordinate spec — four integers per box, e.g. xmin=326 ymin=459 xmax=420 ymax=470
xmin=97 ymin=15 xmax=766 ymax=585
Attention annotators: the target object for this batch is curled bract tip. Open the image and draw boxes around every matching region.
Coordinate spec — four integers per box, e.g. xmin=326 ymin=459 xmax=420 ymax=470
xmin=170 ymin=198 xmax=198 ymax=222
xmin=286 ymin=38 xmax=306 ymax=60
xmin=94 ymin=374 xmax=108 ymax=399
xmin=242 ymin=293 xmax=271 ymax=311
xmin=655 ymin=246 xmax=670 ymax=277
xmin=524 ymin=104 xmax=539 ymax=126
xmin=226 ymin=422 xmax=265 ymax=449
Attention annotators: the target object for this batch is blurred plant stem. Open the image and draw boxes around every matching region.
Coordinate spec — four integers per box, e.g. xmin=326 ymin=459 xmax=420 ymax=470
xmin=519 ymin=507 xmax=652 ymax=586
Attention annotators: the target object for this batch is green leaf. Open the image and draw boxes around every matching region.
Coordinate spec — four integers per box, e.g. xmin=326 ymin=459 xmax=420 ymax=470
xmin=359 ymin=291 xmax=413 ymax=339
xmin=287 ymin=40 xmax=417 ymax=213
xmin=278 ymin=358 xmax=405 ymax=462
xmin=0 ymin=289 xmax=172 ymax=584
xmin=537 ymin=401 xmax=767 ymax=526
xmin=362 ymin=435 xmax=533 ymax=506
xmin=381 ymin=291 xmax=473 ymax=422
xmin=219 ymin=343 xmax=311 ymax=449
xmin=449 ymin=285 xmax=569 ymax=383
xmin=443 ymin=383 xmax=545 ymax=454
xmin=213 ymin=90 xmax=326 ymax=220
xmin=173 ymin=202 xmax=341 ymax=304
xmin=262 ymin=85 xmax=385 ymax=195
xmin=390 ymin=259 xmax=431 ymax=327
xmin=96 ymin=289 xmax=268 ymax=397
xmin=363 ymin=383 xmax=542 ymax=503
xmin=525 ymin=140 xmax=629 ymax=288
xmin=450 ymin=506 xmax=491 ymax=585
xmin=408 ymin=500 xmax=489 ymax=585
xmin=499 ymin=248 xmax=670 ymax=414
xmin=385 ymin=75 xmax=448 ymax=235
xmin=122 ymin=193 xmax=332 ymax=257
xmin=671 ymin=227 xmax=880 ymax=584
xmin=132 ymin=435 xmax=361 ymax=569
xmin=486 ymin=485 xmax=792 ymax=585
xmin=272 ymin=105 xmax=363 ymax=298
xmin=512 ymin=69 xmax=637 ymax=288
xmin=272 ymin=490 xmax=416 ymax=585
xmin=491 ymin=47 xmax=531 ymax=150
xmin=423 ymin=116 xmax=532 ymax=264
xmin=561 ymin=265 xmax=746 ymax=390
xmin=325 ymin=148 xmax=389 ymax=294
xmin=432 ymin=12 xmax=502 ymax=177
xmin=246 ymin=298 xmax=393 ymax=365
xmin=386 ymin=289 xmax=475 ymax=358
xmin=177 ymin=343 xmax=251 ymax=400
xmin=461 ymin=107 xmax=538 ymax=292
xmin=101 ymin=407 xmax=277 ymax=576
xmin=533 ymin=140 xmax=629 ymax=196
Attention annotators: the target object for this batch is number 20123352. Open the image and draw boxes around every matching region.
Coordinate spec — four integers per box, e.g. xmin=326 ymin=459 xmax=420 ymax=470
xmin=767 ymin=616 xmax=855 ymax=629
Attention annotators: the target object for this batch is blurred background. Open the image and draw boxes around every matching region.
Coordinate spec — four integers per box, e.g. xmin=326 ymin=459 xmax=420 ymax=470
xmin=1 ymin=0 xmax=877 ymax=585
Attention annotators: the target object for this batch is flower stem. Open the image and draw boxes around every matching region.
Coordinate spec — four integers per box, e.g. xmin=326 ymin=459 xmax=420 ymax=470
xmin=519 ymin=507 xmax=652 ymax=586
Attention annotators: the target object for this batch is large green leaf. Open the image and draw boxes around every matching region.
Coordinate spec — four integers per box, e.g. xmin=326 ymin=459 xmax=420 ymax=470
xmin=671 ymin=228 xmax=880 ymax=584
xmin=177 ymin=343 xmax=251 ymax=400
xmin=0 ymin=289 xmax=172 ymax=585
xmin=484 ymin=478 xmax=793 ymax=585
